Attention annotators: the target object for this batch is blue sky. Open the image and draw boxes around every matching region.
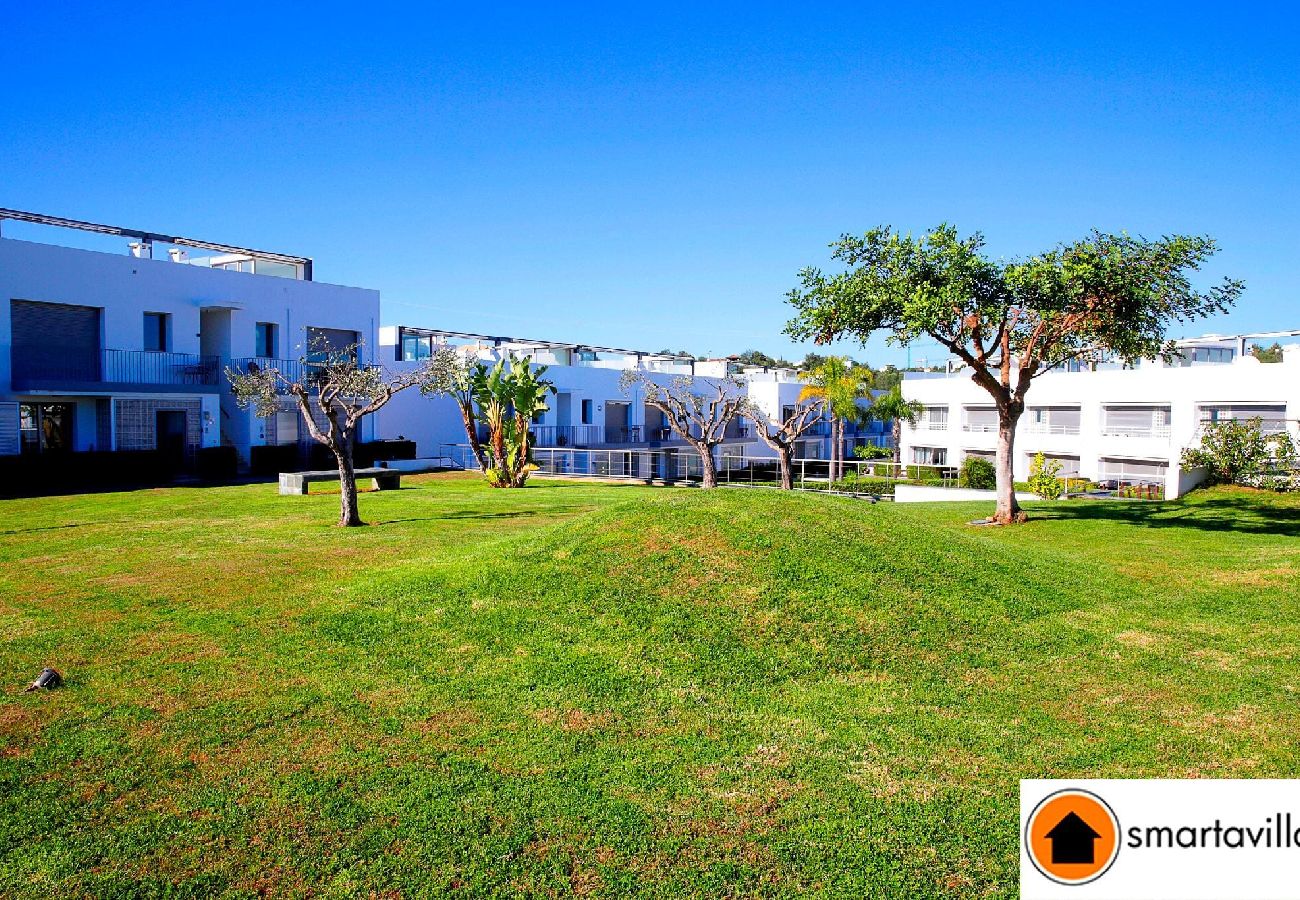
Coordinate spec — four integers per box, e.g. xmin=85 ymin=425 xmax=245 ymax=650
xmin=2 ymin=3 xmax=1297 ymax=366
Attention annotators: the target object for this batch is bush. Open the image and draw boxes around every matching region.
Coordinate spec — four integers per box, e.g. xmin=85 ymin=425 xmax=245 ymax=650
xmin=0 ymin=450 xmax=168 ymax=498
xmin=958 ymin=456 xmax=996 ymax=490
xmin=1027 ymin=453 xmax=1064 ymax=500
xmin=853 ymin=444 xmax=892 ymax=460
xmin=1181 ymin=417 xmax=1297 ymax=485
xmin=250 ymin=444 xmax=302 ymax=476
xmin=828 ymin=472 xmax=900 ymax=495
xmin=196 ymin=446 xmax=238 ymax=482
xmin=1237 ymin=472 xmax=1300 ymax=492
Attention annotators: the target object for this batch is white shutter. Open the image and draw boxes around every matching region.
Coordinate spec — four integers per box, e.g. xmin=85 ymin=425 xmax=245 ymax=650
xmin=0 ymin=403 xmax=18 ymax=455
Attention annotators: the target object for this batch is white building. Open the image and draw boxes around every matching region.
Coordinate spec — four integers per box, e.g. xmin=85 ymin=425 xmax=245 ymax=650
xmin=900 ymin=333 xmax=1300 ymax=498
xmin=0 ymin=209 xmax=381 ymax=466
xmin=377 ymin=326 xmax=894 ymax=467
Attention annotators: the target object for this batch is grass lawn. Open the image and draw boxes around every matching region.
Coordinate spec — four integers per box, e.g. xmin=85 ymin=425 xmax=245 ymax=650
xmin=2 ymin=475 xmax=1299 ymax=898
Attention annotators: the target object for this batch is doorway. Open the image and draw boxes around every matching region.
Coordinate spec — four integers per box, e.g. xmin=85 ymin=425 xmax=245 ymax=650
xmin=156 ymin=410 xmax=188 ymax=468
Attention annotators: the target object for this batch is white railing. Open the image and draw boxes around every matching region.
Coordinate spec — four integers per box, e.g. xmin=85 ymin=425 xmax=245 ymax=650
xmin=962 ymin=423 xmax=999 ymax=433
xmin=1023 ymin=423 xmax=1081 ymax=435
xmin=1100 ymin=426 xmax=1172 ymax=439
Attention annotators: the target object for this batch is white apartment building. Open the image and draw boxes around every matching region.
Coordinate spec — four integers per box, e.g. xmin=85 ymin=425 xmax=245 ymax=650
xmin=0 ymin=209 xmax=381 ymax=466
xmin=900 ymin=332 xmax=1300 ymax=498
xmin=378 ymin=326 xmax=894 ymax=466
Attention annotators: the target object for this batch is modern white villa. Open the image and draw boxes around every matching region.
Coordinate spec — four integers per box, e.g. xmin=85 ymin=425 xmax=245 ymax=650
xmin=900 ymin=333 xmax=1300 ymax=498
xmin=0 ymin=209 xmax=381 ymax=467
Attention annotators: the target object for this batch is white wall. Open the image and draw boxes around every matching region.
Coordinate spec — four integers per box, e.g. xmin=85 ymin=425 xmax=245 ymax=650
xmin=900 ymin=353 xmax=1300 ymax=499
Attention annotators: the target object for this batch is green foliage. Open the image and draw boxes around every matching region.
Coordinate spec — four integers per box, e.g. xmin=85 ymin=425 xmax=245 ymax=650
xmin=827 ymin=472 xmax=900 ymax=495
xmin=1027 ymin=452 xmax=1064 ymax=500
xmin=1116 ymin=483 xmax=1165 ymax=500
xmin=1251 ymin=342 xmax=1284 ymax=363
xmin=959 ymin=456 xmax=997 ymax=489
xmin=853 ymin=444 xmax=892 ymax=460
xmin=735 ymin=349 xmax=797 ymax=369
xmin=471 ymin=356 xmax=556 ymax=488
xmin=1181 ymin=417 xmax=1297 ymax=486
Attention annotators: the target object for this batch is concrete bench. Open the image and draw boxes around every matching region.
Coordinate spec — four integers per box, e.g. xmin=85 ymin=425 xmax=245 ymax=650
xmin=278 ymin=466 xmax=404 ymax=495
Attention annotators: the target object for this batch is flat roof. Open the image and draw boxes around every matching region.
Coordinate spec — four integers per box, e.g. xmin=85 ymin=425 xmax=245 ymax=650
xmin=0 ymin=207 xmax=313 ymax=277
xmin=394 ymin=325 xmax=695 ymax=360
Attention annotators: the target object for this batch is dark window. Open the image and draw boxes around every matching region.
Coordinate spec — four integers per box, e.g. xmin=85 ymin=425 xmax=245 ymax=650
xmin=306 ymin=327 xmax=359 ymax=366
xmin=19 ymin=403 xmax=74 ymax=454
xmin=255 ymin=322 xmax=278 ymax=358
xmin=581 ymin=399 xmax=594 ymax=425
xmin=144 ymin=312 xmax=170 ymax=352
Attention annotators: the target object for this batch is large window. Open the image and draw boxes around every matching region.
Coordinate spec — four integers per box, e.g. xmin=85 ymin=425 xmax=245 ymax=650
xmin=1198 ymin=405 xmax=1287 ymax=434
xmin=1098 ymin=457 xmax=1168 ymax=485
xmin=963 ymin=406 xmax=998 ymax=432
xmin=400 ymin=331 xmax=435 ymax=361
xmin=306 ymin=327 xmax=359 ymax=366
xmin=1102 ymin=406 xmax=1171 ymax=438
xmin=255 ymin=322 xmax=279 ymax=358
xmin=910 ymin=446 xmax=947 ymax=466
xmin=1026 ymin=406 xmax=1081 ymax=435
xmin=144 ymin=312 xmax=170 ymax=352
xmin=19 ymin=403 xmax=74 ymax=454
xmin=1029 ymin=452 xmax=1081 ymax=477
xmin=920 ymin=405 xmax=949 ymax=430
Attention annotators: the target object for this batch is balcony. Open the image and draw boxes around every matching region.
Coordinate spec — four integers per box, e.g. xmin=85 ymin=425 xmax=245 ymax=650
xmin=604 ymin=425 xmax=643 ymax=444
xmin=12 ymin=349 xmax=220 ymax=392
xmin=1100 ymin=425 xmax=1171 ymax=439
xmin=1023 ymin=423 xmax=1081 ymax=435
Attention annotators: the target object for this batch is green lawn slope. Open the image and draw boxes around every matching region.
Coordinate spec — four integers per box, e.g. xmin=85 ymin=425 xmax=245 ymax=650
xmin=1 ymin=476 xmax=1298 ymax=897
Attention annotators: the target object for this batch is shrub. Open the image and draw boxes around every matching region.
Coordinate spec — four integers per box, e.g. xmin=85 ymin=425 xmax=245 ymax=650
xmin=958 ymin=456 xmax=996 ymax=490
xmin=196 ymin=446 xmax=238 ymax=482
xmin=1027 ymin=453 xmax=1064 ymax=500
xmin=1238 ymin=472 xmax=1300 ymax=492
xmin=1181 ymin=417 xmax=1297 ymax=485
xmin=250 ymin=444 xmax=302 ymax=476
xmin=829 ymin=472 xmax=899 ymax=495
xmin=853 ymin=444 xmax=892 ymax=460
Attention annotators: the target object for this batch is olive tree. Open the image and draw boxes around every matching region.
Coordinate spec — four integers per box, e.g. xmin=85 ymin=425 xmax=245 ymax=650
xmin=227 ymin=340 xmax=460 ymax=527
xmin=619 ymin=370 xmax=748 ymax=488
xmin=787 ymin=225 xmax=1243 ymax=523
xmin=744 ymin=398 xmax=827 ymax=490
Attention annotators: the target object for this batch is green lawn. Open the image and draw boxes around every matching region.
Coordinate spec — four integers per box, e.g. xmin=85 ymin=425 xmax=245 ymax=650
xmin=2 ymin=476 xmax=1299 ymax=898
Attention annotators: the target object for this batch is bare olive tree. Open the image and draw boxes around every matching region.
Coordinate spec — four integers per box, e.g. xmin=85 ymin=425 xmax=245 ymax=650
xmin=227 ymin=340 xmax=460 ymax=527
xmin=620 ymin=370 xmax=748 ymax=488
xmin=744 ymin=398 xmax=827 ymax=489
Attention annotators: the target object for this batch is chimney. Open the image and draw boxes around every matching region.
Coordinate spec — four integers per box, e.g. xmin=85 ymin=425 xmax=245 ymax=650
xmin=128 ymin=240 xmax=152 ymax=259
xmin=168 ymin=248 xmax=188 ymax=263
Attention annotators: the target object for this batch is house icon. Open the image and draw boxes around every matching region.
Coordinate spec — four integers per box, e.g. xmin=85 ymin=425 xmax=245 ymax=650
xmin=1045 ymin=810 xmax=1102 ymax=864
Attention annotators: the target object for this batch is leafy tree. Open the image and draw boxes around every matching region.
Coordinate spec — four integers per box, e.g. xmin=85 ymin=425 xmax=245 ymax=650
xmin=422 ymin=352 xmax=488 ymax=473
xmin=736 ymin=349 xmax=798 ymax=369
xmin=786 ymin=224 xmax=1242 ymax=523
xmin=1181 ymin=417 xmax=1296 ymax=485
xmin=959 ymin=456 xmax=997 ymax=490
xmin=471 ymin=357 xmax=555 ymax=488
xmin=1027 ymin=453 xmax=1064 ymax=500
xmin=862 ymin=386 xmax=923 ymax=464
xmin=853 ymin=443 xmax=892 ymax=460
xmin=620 ymin=370 xmax=748 ymax=488
xmin=227 ymin=339 xmax=459 ymax=527
xmin=1251 ymin=342 xmax=1284 ymax=363
xmin=798 ymin=357 xmax=874 ymax=482
xmin=744 ymin=398 xmax=827 ymax=490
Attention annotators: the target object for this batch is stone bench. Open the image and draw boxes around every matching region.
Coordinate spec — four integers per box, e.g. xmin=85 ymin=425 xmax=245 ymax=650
xmin=278 ymin=466 xmax=404 ymax=495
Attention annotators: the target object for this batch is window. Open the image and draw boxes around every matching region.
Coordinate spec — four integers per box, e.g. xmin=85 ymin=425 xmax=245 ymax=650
xmin=144 ymin=312 xmax=170 ymax=352
xmin=1102 ymin=406 xmax=1171 ymax=437
xmin=1199 ymin=405 xmax=1287 ymax=433
xmin=306 ymin=327 xmax=360 ymax=366
xmin=581 ymin=399 xmax=594 ymax=425
xmin=963 ymin=406 xmax=998 ymax=432
xmin=1027 ymin=406 xmax=1081 ymax=434
xmin=19 ymin=403 xmax=74 ymax=454
xmin=922 ymin=406 xmax=949 ymax=429
xmin=400 ymin=331 xmax=434 ymax=361
xmin=255 ymin=322 xmax=279 ymax=358
xmin=910 ymin=446 xmax=947 ymax=466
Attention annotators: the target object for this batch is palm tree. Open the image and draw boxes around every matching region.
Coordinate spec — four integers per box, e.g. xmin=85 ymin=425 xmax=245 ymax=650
xmin=798 ymin=357 xmax=874 ymax=482
xmin=864 ymin=386 xmax=924 ymax=467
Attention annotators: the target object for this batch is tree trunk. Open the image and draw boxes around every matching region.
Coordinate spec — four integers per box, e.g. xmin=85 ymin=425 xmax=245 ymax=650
xmin=833 ymin=419 xmax=844 ymax=482
xmin=334 ymin=446 xmax=363 ymax=527
xmin=777 ymin=445 xmax=793 ymax=490
xmin=458 ymin=399 xmax=488 ymax=472
xmin=694 ymin=441 xmax=719 ymax=488
xmin=993 ymin=410 xmax=1025 ymax=524
xmin=892 ymin=419 xmax=902 ymax=464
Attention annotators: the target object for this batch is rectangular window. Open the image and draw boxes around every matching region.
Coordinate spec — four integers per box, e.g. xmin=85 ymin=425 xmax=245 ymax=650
xmin=144 ymin=312 xmax=170 ymax=352
xmin=910 ymin=446 xmax=947 ymax=466
xmin=581 ymin=399 xmax=594 ymax=425
xmin=963 ymin=406 xmax=998 ymax=432
xmin=400 ymin=332 xmax=434 ymax=361
xmin=255 ymin=322 xmax=279 ymax=358
xmin=1103 ymin=406 xmax=1171 ymax=437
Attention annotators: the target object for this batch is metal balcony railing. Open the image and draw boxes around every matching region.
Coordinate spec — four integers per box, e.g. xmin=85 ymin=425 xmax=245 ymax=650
xmin=13 ymin=349 xmax=220 ymax=389
xmin=1023 ymin=422 xmax=1081 ymax=435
